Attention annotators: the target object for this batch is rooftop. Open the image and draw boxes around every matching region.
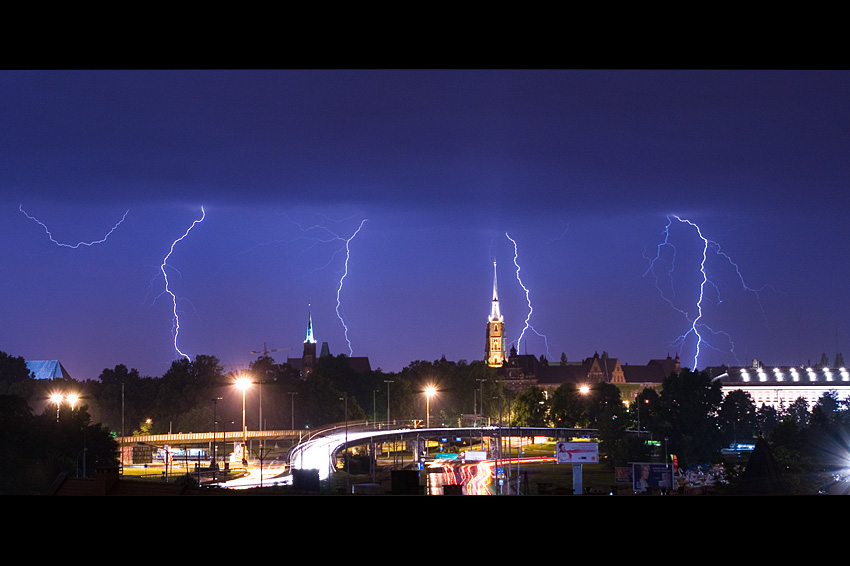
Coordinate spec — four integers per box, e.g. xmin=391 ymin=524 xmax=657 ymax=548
xmin=26 ymin=360 xmax=71 ymax=380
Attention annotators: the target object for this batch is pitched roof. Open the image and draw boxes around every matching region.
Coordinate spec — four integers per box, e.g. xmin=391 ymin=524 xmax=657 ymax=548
xmin=621 ymin=364 xmax=668 ymax=384
xmin=25 ymin=360 xmax=71 ymax=380
xmin=346 ymin=357 xmax=372 ymax=374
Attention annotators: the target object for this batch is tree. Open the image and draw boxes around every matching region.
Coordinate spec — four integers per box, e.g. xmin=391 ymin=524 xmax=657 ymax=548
xmin=549 ymin=383 xmax=586 ymax=428
xmin=810 ymin=390 xmax=843 ymax=429
xmin=284 ymin=361 xmax=368 ymax=429
xmin=0 ymin=351 xmax=31 ymax=382
xmin=649 ymin=369 xmax=723 ymax=467
xmin=152 ymin=355 xmax=226 ymax=433
xmin=0 ymin=351 xmax=34 ymax=397
xmin=633 ymin=387 xmax=661 ymax=435
xmin=784 ymin=396 xmax=810 ymax=427
xmin=511 ymin=386 xmax=547 ymax=426
xmin=88 ymin=364 xmax=147 ymax=434
xmin=248 ymin=355 xmax=279 ymax=383
xmin=584 ymin=383 xmax=625 ymax=428
xmin=755 ymin=403 xmax=779 ymax=437
xmin=0 ymin=394 xmax=118 ymax=494
xmin=718 ymin=390 xmax=758 ymax=446
xmin=549 ymin=382 xmax=624 ymax=430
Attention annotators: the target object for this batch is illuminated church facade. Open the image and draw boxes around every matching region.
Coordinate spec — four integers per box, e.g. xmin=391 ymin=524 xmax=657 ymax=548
xmin=483 ymin=260 xmax=681 ymax=396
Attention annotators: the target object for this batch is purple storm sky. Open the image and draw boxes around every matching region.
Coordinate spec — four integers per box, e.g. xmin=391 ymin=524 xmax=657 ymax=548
xmin=2 ymin=70 xmax=850 ymax=380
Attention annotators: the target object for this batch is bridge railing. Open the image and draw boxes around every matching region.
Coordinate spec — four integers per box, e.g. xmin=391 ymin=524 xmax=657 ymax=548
xmin=116 ymin=429 xmax=306 ymax=445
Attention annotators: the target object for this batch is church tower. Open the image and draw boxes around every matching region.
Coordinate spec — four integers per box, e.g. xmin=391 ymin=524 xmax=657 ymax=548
xmin=302 ymin=304 xmax=317 ymax=377
xmin=486 ymin=261 xmax=506 ymax=367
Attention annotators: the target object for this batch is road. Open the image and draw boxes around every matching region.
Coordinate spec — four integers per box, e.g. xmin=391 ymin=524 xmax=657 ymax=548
xmin=286 ymin=426 xmax=565 ymax=493
xmin=221 ymin=457 xmax=289 ymax=489
xmin=289 ymin=428 xmax=425 ymax=481
xmin=438 ymin=455 xmax=558 ymax=494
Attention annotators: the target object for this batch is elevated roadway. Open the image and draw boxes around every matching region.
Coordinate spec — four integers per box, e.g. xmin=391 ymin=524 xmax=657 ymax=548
xmin=289 ymin=425 xmax=597 ymax=481
xmin=116 ymin=429 xmax=310 ymax=447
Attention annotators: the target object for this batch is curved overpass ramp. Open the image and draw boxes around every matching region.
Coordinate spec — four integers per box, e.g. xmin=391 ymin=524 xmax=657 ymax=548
xmin=289 ymin=426 xmax=596 ymax=481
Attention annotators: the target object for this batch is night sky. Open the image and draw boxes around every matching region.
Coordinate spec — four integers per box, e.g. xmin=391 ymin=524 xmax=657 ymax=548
xmin=3 ymin=70 xmax=850 ymax=380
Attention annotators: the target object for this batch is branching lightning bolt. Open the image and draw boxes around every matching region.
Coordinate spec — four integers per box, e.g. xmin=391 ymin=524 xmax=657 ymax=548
xmin=19 ymin=204 xmax=129 ymax=248
xmin=645 ymin=214 xmax=775 ymax=370
xmin=263 ymin=213 xmax=367 ymax=355
xmin=336 ymin=219 xmax=367 ymax=356
xmin=160 ymin=206 xmax=206 ymax=360
xmin=506 ymin=232 xmax=551 ymax=359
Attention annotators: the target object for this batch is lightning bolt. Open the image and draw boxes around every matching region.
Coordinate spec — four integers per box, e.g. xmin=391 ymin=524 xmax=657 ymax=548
xmin=249 ymin=213 xmax=367 ymax=355
xmin=285 ymin=214 xmax=367 ymax=278
xmin=336 ymin=219 xmax=367 ymax=356
xmin=160 ymin=206 xmax=206 ymax=360
xmin=19 ymin=204 xmax=129 ymax=248
xmin=645 ymin=214 xmax=774 ymax=370
xmin=506 ymin=232 xmax=551 ymax=359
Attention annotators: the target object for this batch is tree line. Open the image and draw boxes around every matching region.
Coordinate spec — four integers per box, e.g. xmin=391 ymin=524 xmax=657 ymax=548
xmin=3 ymin=349 xmax=848 ymax=494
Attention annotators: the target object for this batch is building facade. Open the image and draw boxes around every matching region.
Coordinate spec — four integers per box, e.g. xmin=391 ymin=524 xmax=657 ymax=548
xmin=705 ymin=361 xmax=850 ymax=411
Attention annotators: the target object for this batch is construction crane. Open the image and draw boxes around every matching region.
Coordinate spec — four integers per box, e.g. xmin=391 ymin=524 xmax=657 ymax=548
xmin=250 ymin=343 xmax=291 ymax=356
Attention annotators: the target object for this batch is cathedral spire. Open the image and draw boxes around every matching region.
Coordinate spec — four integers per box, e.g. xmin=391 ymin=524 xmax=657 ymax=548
xmin=489 ymin=260 xmax=502 ymax=322
xmin=486 ymin=261 xmax=505 ymax=368
xmin=305 ymin=304 xmax=316 ymax=344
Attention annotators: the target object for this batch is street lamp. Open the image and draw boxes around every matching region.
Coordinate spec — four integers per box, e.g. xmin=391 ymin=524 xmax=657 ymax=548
xmin=494 ymin=394 xmax=503 ymax=494
xmin=287 ymin=391 xmax=298 ymax=430
xmin=212 ymin=396 xmax=222 ymax=481
xmin=340 ymin=393 xmax=349 ymax=492
xmin=424 ymin=385 xmax=437 ymax=428
xmin=50 ymin=392 xmax=64 ymax=422
xmin=476 ymin=378 xmax=486 ymax=421
xmin=49 ymin=391 xmax=78 ymax=422
xmin=384 ymin=380 xmax=394 ymax=424
xmin=235 ymin=374 xmax=251 ymax=465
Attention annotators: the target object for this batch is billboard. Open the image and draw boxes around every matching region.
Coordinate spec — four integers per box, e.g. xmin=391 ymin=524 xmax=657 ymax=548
xmin=556 ymin=441 xmax=598 ymax=464
xmin=632 ymin=462 xmax=672 ymax=492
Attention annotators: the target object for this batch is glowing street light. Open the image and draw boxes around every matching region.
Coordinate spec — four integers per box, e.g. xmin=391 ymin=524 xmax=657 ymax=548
xmin=49 ymin=391 xmax=79 ymax=422
xmin=424 ymin=385 xmax=437 ymax=428
xmin=50 ymin=392 xmax=64 ymax=422
xmin=235 ymin=374 xmax=252 ymax=465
